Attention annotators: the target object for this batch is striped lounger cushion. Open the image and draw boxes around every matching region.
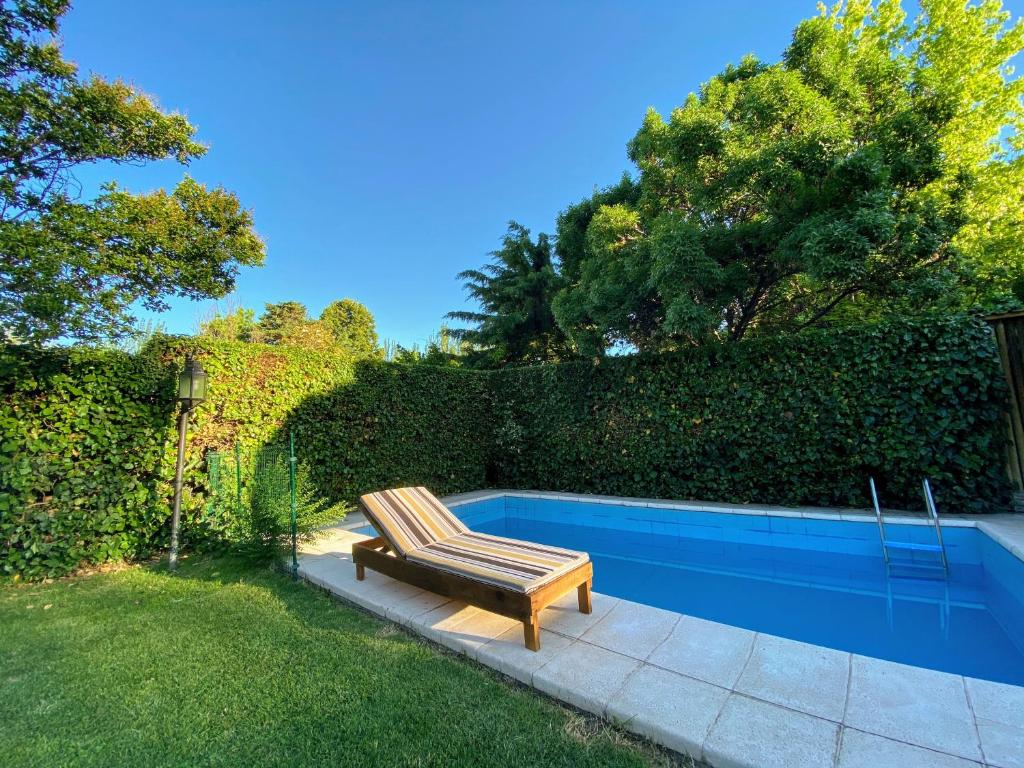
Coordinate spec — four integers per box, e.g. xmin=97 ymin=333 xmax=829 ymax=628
xmin=360 ymin=486 xmax=468 ymax=556
xmin=406 ymin=531 xmax=589 ymax=594
xmin=360 ymin=486 xmax=589 ymax=593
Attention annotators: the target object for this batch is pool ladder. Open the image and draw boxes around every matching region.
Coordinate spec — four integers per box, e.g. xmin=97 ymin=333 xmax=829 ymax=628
xmin=869 ymin=477 xmax=948 ymax=577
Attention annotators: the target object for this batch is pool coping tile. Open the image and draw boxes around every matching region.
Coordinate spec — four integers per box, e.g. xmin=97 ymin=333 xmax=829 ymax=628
xmin=733 ymin=634 xmax=850 ymax=721
xmin=646 ymin=614 xmax=756 ymax=689
xmin=837 ymin=728 xmax=984 ymax=768
xmin=844 ymin=654 xmax=983 ymax=761
xmin=577 ymin=599 xmax=680 ymax=660
xmin=476 ymin=626 xmax=576 ymax=685
xmin=702 ymin=693 xmax=841 ymax=768
xmin=964 ymin=676 xmax=1024 ymax=768
xmin=298 ymin=491 xmax=1024 ymax=768
xmin=605 ymin=664 xmax=730 ymax=760
xmin=531 ymin=639 xmax=643 ymax=715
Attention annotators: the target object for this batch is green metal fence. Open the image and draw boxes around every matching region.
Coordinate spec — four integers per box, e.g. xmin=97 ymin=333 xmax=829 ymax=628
xmin=206 ymin=430 xmax=299 ymax=578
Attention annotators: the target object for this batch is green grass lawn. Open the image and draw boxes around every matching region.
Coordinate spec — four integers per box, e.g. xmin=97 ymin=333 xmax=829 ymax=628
xmin=0 ymin=556 xmax=688 ymax=768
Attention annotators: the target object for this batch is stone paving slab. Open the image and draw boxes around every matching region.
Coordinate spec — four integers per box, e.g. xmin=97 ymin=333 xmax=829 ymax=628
xmin=532 ymin=587 xmax=619 ymax=638
xmin=409 ymin=600 xmax=481 ymax=644
xmin=965 ymin=676 xmax=1024 ymax=768
xmin=837 ymin=728 xmax=984 ymax=768
xmin=605 ymin=663 xmax=729 ymax=760
xmin=532 ymin=639 xmax=643 ymax=713
xmin=733 ymin=634 xmax=849 ymax=721
xmin=845 ymin=654 xmax=982 ymax=761
xmin=647 ymin=615 xmax=756 ymax=689
xmin=702 ymin=693 xmax=841 ymax=768
xmin=298 ymin=493 xmax=1024 ymax=768
xmin=436 ymin=604 xmax=520 ymax=657
xmin=476 ymin=626 xmax=575 ymax=684
xmin=578 ymin=599 xmax=680 ymax=660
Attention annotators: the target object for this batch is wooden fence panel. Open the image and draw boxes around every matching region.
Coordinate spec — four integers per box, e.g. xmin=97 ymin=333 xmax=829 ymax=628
xmin=988 ymin=312 xmax=1024 ymax=494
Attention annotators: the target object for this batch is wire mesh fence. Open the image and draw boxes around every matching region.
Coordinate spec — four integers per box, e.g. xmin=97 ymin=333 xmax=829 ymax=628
xmin=206 ymin=432 xmax=299 ymax=577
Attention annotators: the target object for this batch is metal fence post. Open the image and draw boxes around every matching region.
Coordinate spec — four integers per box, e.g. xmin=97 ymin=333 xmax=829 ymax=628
xmin=234 ymin=442 xmax=243 ymax=516
xmin=289 ymin=430 xmax=298 ymax=579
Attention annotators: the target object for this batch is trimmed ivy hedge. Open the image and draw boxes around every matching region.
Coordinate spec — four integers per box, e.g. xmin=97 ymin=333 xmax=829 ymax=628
xmin=0 ymin=313 xmax=1012 ymax=580
xmin=489 ymin=315 xmax=1010 ymax=513
xmin=1 ymin=340 xmax=491 ymax=580
xmin=283 ymin=362 xmax=492 ymax=505
xmin=0 ymin=347 xmax=177 ymax=579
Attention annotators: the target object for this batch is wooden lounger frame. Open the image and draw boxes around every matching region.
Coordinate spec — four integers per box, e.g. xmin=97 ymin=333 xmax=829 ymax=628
xmin=352 ymin=536 xmax=593 ymax=651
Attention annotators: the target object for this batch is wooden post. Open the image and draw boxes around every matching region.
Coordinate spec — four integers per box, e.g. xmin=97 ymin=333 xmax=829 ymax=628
xmin=987 ymin=312 xmax=1024 ymax=507
xmin=523 ymin=612 xmax=540 ymax=651
xmin=577 ymin=579 xmax=593 ymax=614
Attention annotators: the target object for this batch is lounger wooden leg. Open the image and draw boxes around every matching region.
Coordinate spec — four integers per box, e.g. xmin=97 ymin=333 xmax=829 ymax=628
xmin=577 ymin=579 xmax=592 ymax=614
xmin=523 ymin=611 xmax=540 ymax=651
xmin=356 ymin=563 xmax=365 ymax=581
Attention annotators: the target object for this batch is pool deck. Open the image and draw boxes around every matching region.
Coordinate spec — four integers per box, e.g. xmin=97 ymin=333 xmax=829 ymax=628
xmin=301 ymin=491 xmax=1024 ymax=768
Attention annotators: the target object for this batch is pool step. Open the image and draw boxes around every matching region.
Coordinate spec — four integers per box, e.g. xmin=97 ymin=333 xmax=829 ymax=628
xmin=883 ymin=541 xmax=944 ymax=554
xmin=886 ymin=559 xmax=949 ymax=582
xmin=870 ymin=477 xmax=949 ymax=578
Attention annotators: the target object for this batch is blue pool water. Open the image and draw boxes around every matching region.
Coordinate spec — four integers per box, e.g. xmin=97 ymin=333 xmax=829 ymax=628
xmin=366 ymin=494 xmax=1024 ymax=685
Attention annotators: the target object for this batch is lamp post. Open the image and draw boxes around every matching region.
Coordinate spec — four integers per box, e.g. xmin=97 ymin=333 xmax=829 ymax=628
xmin=169 ymin=355 xmax=208 ymax=571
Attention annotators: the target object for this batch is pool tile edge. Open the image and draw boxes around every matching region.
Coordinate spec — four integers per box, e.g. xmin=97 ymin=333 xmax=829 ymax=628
xmin=442 ymin=490 xmax=1024 ymax=563
xmin=296 ymin=526 xmax=1020 ymax=768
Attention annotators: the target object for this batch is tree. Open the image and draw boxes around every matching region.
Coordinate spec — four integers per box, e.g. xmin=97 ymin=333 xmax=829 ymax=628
xmin=0 ymin=1 xmax=264 ymax=344
xmin=385 ymin=326 xmax=469 ymax=366
xmin=256 ymin=301 xmax=309 ymax=345
xmin=320 ymin=298 xmax=381 ymax=359
xmin=551 ymin=175 xmax=641 ymax=356
xmin=553 ymin=0 xmax=1024 ymax=352
xmin=199 ymin=298 xmax=381 ymax=356
xmin=448 ymin=222 xmax=574 ymax=366
xmin=198 ymin=305 xmax=257 ymax=342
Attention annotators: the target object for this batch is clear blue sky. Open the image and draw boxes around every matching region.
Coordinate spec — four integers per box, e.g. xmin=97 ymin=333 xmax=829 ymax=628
xmin=58 ymin=0 xmax=1018 ymax=347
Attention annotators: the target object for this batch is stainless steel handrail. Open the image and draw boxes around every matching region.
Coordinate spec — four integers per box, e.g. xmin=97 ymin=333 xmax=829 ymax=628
xmin=922 ymin=478 xmax=949 ymax=573
xmin=870 ymin=476 xmax=889 ymax=567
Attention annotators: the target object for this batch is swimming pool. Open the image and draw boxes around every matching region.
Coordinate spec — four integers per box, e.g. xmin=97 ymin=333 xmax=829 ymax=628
xmin=360 ymin=492 xmax=1024 ymax=685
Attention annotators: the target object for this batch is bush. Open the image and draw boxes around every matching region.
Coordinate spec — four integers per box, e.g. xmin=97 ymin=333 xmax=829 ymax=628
xmin=1 ymin=339 xmax=492 ymax=580
xmin=0 ymin=347 xmax=178 ymax=580
xmin=488 ymin=314 xmax=1011 ymax=512
xmin=0 ymin=313 xmax=1012 ymax=580
xmin=233 ymin=445 xmax=340 ymax=563
xmin=284 ymin=360 xmax=493 ymax=505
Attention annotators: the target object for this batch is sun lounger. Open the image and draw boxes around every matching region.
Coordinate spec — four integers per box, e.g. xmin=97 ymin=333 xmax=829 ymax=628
xmin=353 ymin=487 xmax=592 ymax=650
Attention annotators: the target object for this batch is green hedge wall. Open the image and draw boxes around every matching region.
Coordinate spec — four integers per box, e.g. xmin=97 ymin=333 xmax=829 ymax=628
xmin=0 ymin=313 xmax=1012 ymax=580
xmin=0 ymin=347 xmax=177 ymax=579
xmin=488 ymin=315 xmax=1010 ymax=513
xmin=1 ymin=340 xmax=491 ymax=580
xmin=283 ymin=362 xmax=492 ymax=504
xmin=143 ymin=337 xmax=361 ymax=545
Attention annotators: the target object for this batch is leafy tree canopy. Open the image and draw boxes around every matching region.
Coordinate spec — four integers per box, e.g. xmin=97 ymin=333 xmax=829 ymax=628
xmin=320 ymin=298 xmax=382 ymax=359
xmin=256 ymin=301 xmax=309 ymax=345
xmin=448 ymin=222 xmax=575 ymax=367
xmin=384 ymin=325 xmax=470 ymax=367
xmin=552 ymin=0 xmax=1024 ymax=353
xmin=198 ymin=305 xmax=258 ymax=343
xmin=201 ymin=298 xmax=382 ymax=358
xmin=0 ymin=0 xmax=264 ymax=344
